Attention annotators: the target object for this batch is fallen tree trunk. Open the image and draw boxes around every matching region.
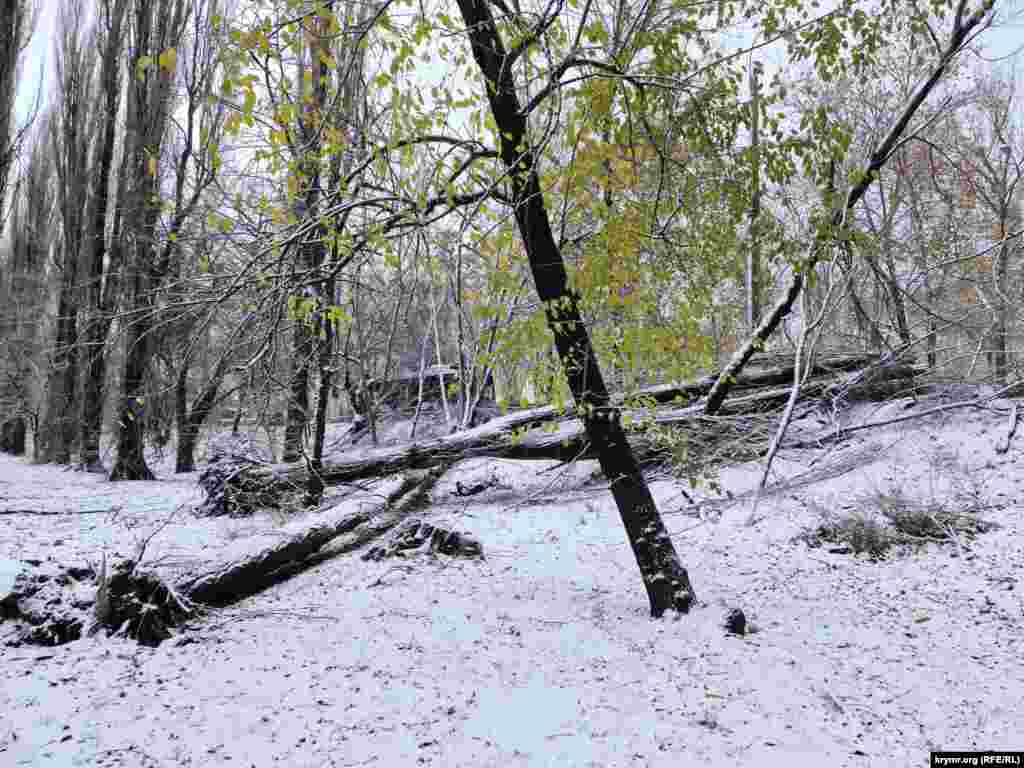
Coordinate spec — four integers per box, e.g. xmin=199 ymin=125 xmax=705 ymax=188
xmin=199 ymin=355 xmax=921 ymax=515
xmin=1 ymin=468 xmax=460 ymax=647
xmin=636 ymin=351 xmax=876 ymax=406
xmin=180 ymin=468 xmax=447 ymax=605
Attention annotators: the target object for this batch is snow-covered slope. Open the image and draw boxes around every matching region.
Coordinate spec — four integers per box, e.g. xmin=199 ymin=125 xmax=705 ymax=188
xmin=1 ymin=392 xmax=1022 ymax=766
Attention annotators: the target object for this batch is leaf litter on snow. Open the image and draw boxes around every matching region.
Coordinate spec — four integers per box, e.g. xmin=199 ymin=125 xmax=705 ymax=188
xmin=1 ymin=388 xmax=1023 ymax=767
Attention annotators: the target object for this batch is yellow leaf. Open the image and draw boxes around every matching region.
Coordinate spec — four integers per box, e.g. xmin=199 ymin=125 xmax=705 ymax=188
xmin=158 ymin=47 xmax=177 ymax=75
xmin=135 ymin=55 xmax=153 ymax=81
xmin=656 ymin=335 xmax=681 ymax=354
xmin=591 ymin=80 xmax=613 ymax=114
xmin=148 ymin=155 xmax=158 ymax=178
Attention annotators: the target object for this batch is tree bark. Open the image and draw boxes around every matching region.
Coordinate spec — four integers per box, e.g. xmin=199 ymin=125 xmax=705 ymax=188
xmin=111 ymin=282 xmax=156 ymax=480
xmin=78 ymin=0 xmax=128 ymax=473
xmin=746 ymin=60 xmax=763 ymax=331
xmin=79 ymin=319 xmax=113 ymax=473
xmin=2 ymin=469 xmax=452 ymax=649
xmin=283 ymin=16 xmax=330 ymax=464
xmin=991 ymin=212 xmax=1011 ymax=384
xmin=457 ymin=0 xmax=697 ymax=616
xmin=182 ymin=469 xmax=443 ymax=605
xmin=175 ymin=356 xmax=230 ymax=473
xmin=0 ymin=0 xmax=32 ymax=239
xmin=308 ymin=279 xmax=335 ymax=503
xmin=283 ymin=326 xmax=313 ymax=463
xmin=40 ymin=289 xmax=79 ymax=464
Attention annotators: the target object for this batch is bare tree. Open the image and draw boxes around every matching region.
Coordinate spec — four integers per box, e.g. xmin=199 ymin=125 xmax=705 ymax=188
xmin=77 ymin=0 xmax=130 ymax=472
xmin=39 ymin=0 xmax=96 ymax=464
xmin=160 ymin=0 xmax=231 ymax=473
xmin=0 ymin=0 xmax=38 ymax=237
xmin=0 ymin=120 xmax=52 ymax=453
xmin=703 ymin=1 xmax=995 ymax=415
xmin=110 ymin=0 xmax=211 ymax=480
xmin=956 ymin=75 xmax=1023 ymax=384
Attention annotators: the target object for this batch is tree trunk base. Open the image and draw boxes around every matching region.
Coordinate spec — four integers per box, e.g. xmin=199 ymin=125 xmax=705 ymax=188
xmin=109 ymin=461 xmax=156 ymax=481
xmin=0 ymin=417 xmax=27 ymax=455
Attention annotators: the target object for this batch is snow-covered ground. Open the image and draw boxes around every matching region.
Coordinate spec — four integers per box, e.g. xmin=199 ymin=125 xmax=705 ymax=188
xmin=2 ymin=394 xmax=1023 ymax=767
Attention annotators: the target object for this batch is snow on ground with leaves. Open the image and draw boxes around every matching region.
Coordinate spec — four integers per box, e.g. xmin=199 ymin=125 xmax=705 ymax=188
xmin=2 ymin=391 xmax=1023 ymax=767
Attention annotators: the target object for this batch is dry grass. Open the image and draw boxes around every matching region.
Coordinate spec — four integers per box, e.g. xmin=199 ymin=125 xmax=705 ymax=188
xmin=795 ymin=445 xmax=1001 ymax=559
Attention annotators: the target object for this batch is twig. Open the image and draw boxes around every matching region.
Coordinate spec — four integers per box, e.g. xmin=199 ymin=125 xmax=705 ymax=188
xmin=750 ymin=253 xmax=847 ymax=525
xmin=132 ymin=502 xmax=189 ymax=570
xmin=938 ymin=516 xmax=966 ymax=559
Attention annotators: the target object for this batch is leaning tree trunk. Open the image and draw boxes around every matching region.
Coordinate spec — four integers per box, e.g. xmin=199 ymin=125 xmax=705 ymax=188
xmin=455 ymin=0 xmax=696 ymax=617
